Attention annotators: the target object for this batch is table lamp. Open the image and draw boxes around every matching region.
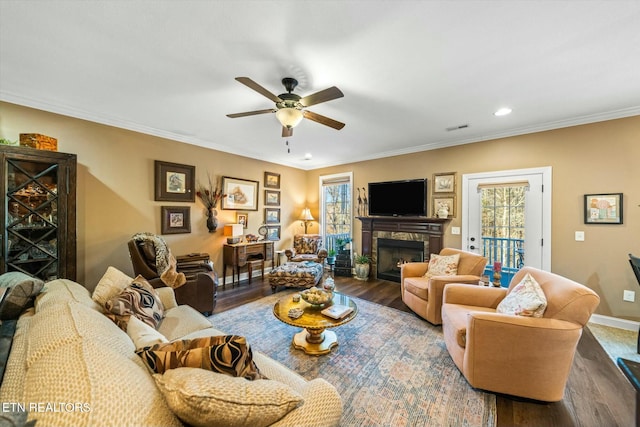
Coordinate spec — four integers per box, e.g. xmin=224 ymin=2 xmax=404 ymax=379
xmin=299 ymin=208 xmax=314 ymax=234
xmin=224 ymin=224 xmax=243 ymax=244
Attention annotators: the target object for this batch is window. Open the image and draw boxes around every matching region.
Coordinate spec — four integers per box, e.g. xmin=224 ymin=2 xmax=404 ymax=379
xmin=319 ymin=172 xmax=352 ymax=253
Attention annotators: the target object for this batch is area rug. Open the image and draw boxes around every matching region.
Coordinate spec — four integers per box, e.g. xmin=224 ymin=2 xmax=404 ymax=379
xmin=209 ymin=292 xmax=497 ymax=427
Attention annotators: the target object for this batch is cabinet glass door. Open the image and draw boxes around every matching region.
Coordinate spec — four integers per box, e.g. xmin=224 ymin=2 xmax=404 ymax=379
xmin=6 ymin=159 xmax=59 ymax=280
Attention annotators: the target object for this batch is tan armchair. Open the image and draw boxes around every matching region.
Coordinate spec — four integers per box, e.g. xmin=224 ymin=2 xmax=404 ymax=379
xmin=400 ymin=248 xmax=488 ymax=325
xmin=285 ymin=234 xmax=328 ymax=264
xmin=441 ymin=267 xmax=600 ymax=402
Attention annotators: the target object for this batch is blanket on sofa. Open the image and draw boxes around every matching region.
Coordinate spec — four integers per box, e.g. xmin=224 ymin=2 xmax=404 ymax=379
xmin=132 ymin=233 xmax=186 ymax=288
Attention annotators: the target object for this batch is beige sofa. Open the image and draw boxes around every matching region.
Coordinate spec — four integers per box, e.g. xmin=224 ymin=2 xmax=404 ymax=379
xmin=0 ymin=276 xmax=342 ymax=426
xmin=441 ymin=267 xmax=600 ymax=402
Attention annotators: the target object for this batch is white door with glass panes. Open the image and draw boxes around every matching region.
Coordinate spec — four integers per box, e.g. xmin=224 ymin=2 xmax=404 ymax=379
xmin=462 ymin=167 xmax=551 ymax=285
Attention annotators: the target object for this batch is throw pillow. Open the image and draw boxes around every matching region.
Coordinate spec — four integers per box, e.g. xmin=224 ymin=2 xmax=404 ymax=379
xmin=136 ymin=335 xmax=265 ymax=380
xmin=0 ymin=272 xmax=44 ymax=320
xmin=92 ymin=266 xmax=135 ymax=307
xmin=496 ymin=273 xmax=548 ymax=317
xmin=423 ymin=253 xmax=460 ymax=279
xmin=154 ymin=367 xmax=303 ymax=427
xmin=127 ymin=315 xmax=169 ymax=349
xmin=105 ymin=276 xmax=164 ymax=330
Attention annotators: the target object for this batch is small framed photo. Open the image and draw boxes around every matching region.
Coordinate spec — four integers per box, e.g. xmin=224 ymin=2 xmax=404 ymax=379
xmin=433 ymin=172 xmax=456 ymax=193
xmin=265 ymin=190 xmax=281 ymax=206
xmin=265 ymin=208 xmax=280 ymax=224
xmin=432 ymin=195 xmax=456 ymax=218
xmin=584 ymin=193 xmax=623 ymax=224
xmin=161 ymin=206 xmax=191 ymax=234
xmin=236 ymin=212 xmax=248 ymax=228
xmin=154 ymin=161 xmax=195 ymax=202
xmin=221 ymin=176 xmax=259 ymax=210
xmin=264 ymin=171 xmax=281 ymax=189
xmin=266 ymin=225 xmax=281 ymax=241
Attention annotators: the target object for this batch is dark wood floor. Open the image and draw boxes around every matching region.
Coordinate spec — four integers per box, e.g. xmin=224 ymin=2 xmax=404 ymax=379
xmin=214 ymin=274 xmax=637 ymax=427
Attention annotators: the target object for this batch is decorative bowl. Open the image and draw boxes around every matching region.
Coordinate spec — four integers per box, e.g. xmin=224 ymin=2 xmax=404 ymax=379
xmin=300 ymin=287 xmax=333 ymax=306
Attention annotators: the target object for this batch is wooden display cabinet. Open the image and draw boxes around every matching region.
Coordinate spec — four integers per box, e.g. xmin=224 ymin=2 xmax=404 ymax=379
xmin=1 ymin=146 xmax=77 ymax=281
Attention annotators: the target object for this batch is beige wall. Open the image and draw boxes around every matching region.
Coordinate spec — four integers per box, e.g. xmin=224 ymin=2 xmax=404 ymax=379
xmin=1 ymin=101 xmax=638 ymax=321
xmin=307 ymin=116 xmax=640 ymax=321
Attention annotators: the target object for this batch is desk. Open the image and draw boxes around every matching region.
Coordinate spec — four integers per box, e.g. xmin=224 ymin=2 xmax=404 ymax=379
xmin=223 ymin=241 xmax=274 ymax=287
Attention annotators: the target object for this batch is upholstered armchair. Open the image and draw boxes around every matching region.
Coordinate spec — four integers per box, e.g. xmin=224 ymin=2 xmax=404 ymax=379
xmin=128 ymin=233 xmax=217 ymax=315
xmin=441 ymin=266 xmax=600 ymax=402
xmin=400 ymin=248 xmax=488 ymax=325
xmin=285 ymin=234 xmax=328 ymax=264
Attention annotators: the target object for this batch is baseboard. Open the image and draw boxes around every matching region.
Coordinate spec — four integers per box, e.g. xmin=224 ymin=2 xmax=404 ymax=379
xmin=589 ymin=314 xmax=640 ymax=332
xmin=221 ymin=267 xmax=273 ymax=286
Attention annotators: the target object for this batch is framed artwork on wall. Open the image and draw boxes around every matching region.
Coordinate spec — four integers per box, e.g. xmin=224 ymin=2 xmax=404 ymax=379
xmin=265 ymin=190 xmax=280 ymax=206
xmin=264 ymin=171 xmax=281 ymax=189
xmin=433 ymin=172 xmax=456 ymax=193
xmin=221 ymin=176 xmax=259 ymax=210
xmin=265 ymin=207 xmax=280 ymax=224
xmin=432 ymin=195 xmax=456 ymax=218
xmin=154 ymin=160 xmax=195 ymax=202
xmin=161 ymin=206 xmax=191 ymax=234
xmin=584 ymin=193 xmax=623 ymax=224
xmin=236 ymin=212 xmax=248 ymax=228
xmin=266 ymin=225 xmax=281 ymax=241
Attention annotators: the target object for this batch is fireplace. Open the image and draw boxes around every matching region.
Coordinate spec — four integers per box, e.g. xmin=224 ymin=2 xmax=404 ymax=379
xmin=377 ymin=238 xmax=424 ymax=282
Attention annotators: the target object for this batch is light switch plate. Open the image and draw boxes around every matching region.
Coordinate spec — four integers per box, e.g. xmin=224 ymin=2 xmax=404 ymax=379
xmin=623 ymin=290 xmax=636 ymax=302
xmin=451 ymin=226 xmax=461 ymax=235
xmin=575 ymin=231 xmax=585 ymax=241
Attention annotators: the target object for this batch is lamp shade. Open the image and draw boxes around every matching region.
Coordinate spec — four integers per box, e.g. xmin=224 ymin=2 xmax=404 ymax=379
xmin=224 ymin=224 xmax=243 ymax=237
xmin=276 ymin=108 xmax=304 ymax=128
xmin=299 ymin=208 xmax=314 ymax=221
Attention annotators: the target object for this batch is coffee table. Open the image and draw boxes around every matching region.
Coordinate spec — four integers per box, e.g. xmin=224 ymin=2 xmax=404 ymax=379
xmin=273 ymin=292 xmax=358 ymax=356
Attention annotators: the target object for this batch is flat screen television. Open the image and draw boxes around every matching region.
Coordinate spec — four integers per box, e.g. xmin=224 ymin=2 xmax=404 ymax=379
xmin=368 ymin=178 xmax=428 ymax=217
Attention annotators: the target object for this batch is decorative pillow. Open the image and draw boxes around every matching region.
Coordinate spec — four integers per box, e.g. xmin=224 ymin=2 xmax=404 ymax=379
xmin=0 ymin=272 xmax=44 ymax=320
xmin=127 ymin=315 xmax=169 ymax=349
xmin=105 ymin=276 xmax=164 ymax=330
xmin=92 ymin=266 xmax=135 ymax=307
xmin=154 ymin=367 xmax=303 ymax=427
xmin=423 ymin=253 xmax=460 ymax=278
xmin=136 ymin=335 xmax=265 ymax=380
xmin=496 ymin=273 xmax=548 ymax=317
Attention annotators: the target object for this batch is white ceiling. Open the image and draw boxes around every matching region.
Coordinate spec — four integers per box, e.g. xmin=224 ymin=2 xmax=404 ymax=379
xmin=1 ymin=1 xmax=639 ymax=170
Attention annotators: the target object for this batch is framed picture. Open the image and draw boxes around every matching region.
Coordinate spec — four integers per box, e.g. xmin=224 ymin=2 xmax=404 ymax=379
xmin=161 ymin=206 xmax=191 ymax=234
xmin=584 ymin=193 xmax=623 ymax=224
xmin=265 ymin=190 xmax=280 ymax=206
xmin=265 ymin=207 xmax=280 ymax=224
xmin=266 ymin=225 xmax=281 ymax=241
xmin=432 ymin=195 xmax=456 ymax=218
xmin=433 ymin=172 xmax=456 ymax=193
xmin=154 ymin=161 xmax=195 ymax=202
xmin=264 ymin=171 xmax=281 ymax=189
xmin=221 ymin=176 xmax=259 ymax=210
xmin=236 ymin=212 xmax=248 ymax=228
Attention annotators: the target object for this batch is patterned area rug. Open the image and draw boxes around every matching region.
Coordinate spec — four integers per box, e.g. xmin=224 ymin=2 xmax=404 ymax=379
xmin=209 ymin=292 xmax=496 ymax=427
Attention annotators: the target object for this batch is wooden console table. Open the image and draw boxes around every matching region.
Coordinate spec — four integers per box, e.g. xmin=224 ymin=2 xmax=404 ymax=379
xmin=223 ymin=241 xmax=274 ymax=287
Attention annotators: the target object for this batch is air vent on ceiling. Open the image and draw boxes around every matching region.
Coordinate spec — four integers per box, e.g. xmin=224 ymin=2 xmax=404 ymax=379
xmin=446 ymin=124 xmax=469 ymax=131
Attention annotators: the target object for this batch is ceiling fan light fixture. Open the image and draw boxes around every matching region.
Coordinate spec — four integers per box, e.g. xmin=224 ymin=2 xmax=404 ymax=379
xmin=276 ymin=107 xmax=304 ymax=128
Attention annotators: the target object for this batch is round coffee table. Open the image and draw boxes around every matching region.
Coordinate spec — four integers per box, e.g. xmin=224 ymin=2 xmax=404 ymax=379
xmin=273 ymin=292 xmax=358 ymax=356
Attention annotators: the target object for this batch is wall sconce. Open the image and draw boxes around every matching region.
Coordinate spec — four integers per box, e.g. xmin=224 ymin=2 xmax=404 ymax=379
xmin=299 ymin=208 xmax=314 ymax=234
xmin=224 ymin=224 xmax=243 ymax=244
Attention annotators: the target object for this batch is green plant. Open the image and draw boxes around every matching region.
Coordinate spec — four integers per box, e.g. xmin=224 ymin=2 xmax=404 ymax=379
xmin=327 ymin=248 xmax=336 ymax=257
xmin=0 ymin=138 xmax=17 ymax=146
xmin=334 ymin=237 xmax=351 ymax=250
xmin=355 ymin=254 xmax=370 ymax=264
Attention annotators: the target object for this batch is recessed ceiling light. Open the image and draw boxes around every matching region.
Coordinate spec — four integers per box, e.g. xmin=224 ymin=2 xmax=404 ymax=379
xmin=494 ymin=107 xmax=512 ymax=117
xmin=304 ymin=153 xmax=312 ymax=160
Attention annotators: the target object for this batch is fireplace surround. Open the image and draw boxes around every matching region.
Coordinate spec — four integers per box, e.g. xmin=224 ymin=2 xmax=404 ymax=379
xmin=358 ymin=217 xmax=446 ymax=282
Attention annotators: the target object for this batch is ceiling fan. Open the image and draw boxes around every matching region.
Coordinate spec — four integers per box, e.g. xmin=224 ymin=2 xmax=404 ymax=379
xmin=226 ymin=77 xmax=345 ymax=137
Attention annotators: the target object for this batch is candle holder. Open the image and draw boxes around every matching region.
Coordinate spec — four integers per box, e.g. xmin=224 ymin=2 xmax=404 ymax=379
xmin=493 ymin=271 xmax=502 ymax=287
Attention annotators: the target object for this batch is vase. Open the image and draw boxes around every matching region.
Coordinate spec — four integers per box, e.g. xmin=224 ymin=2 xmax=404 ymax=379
xmin=206 ymin=208 xmax=218 ymax=232
xmin=355 ymin=263 xmax=370 ymax=281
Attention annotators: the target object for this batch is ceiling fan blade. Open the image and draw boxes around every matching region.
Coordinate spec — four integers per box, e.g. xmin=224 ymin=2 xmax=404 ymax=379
xmin=282 ymin=126 xmax=293 ymax=137
xmin=299 ymin=86 xmax=344 ymax=107
xmin=226 ymin=109 xmax=276 ymax=118
xmin=235 ymin=77 xmax=282 ymax=103
xmin=303 ymin=110 xmax=345 ymax=130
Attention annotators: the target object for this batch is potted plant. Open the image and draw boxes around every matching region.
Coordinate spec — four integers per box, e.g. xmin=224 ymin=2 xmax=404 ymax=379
xmin=354 ymin=254 xmax=371 ymax=281
xmin=334 ymin=237 xmax=351 ymax=254
xmin=326 ymin=248 xmax=336 ymax=265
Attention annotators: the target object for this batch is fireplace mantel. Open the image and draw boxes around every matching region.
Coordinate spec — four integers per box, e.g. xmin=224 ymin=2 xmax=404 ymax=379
xmin=357 ymin=216 xmax=446 ymax=258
